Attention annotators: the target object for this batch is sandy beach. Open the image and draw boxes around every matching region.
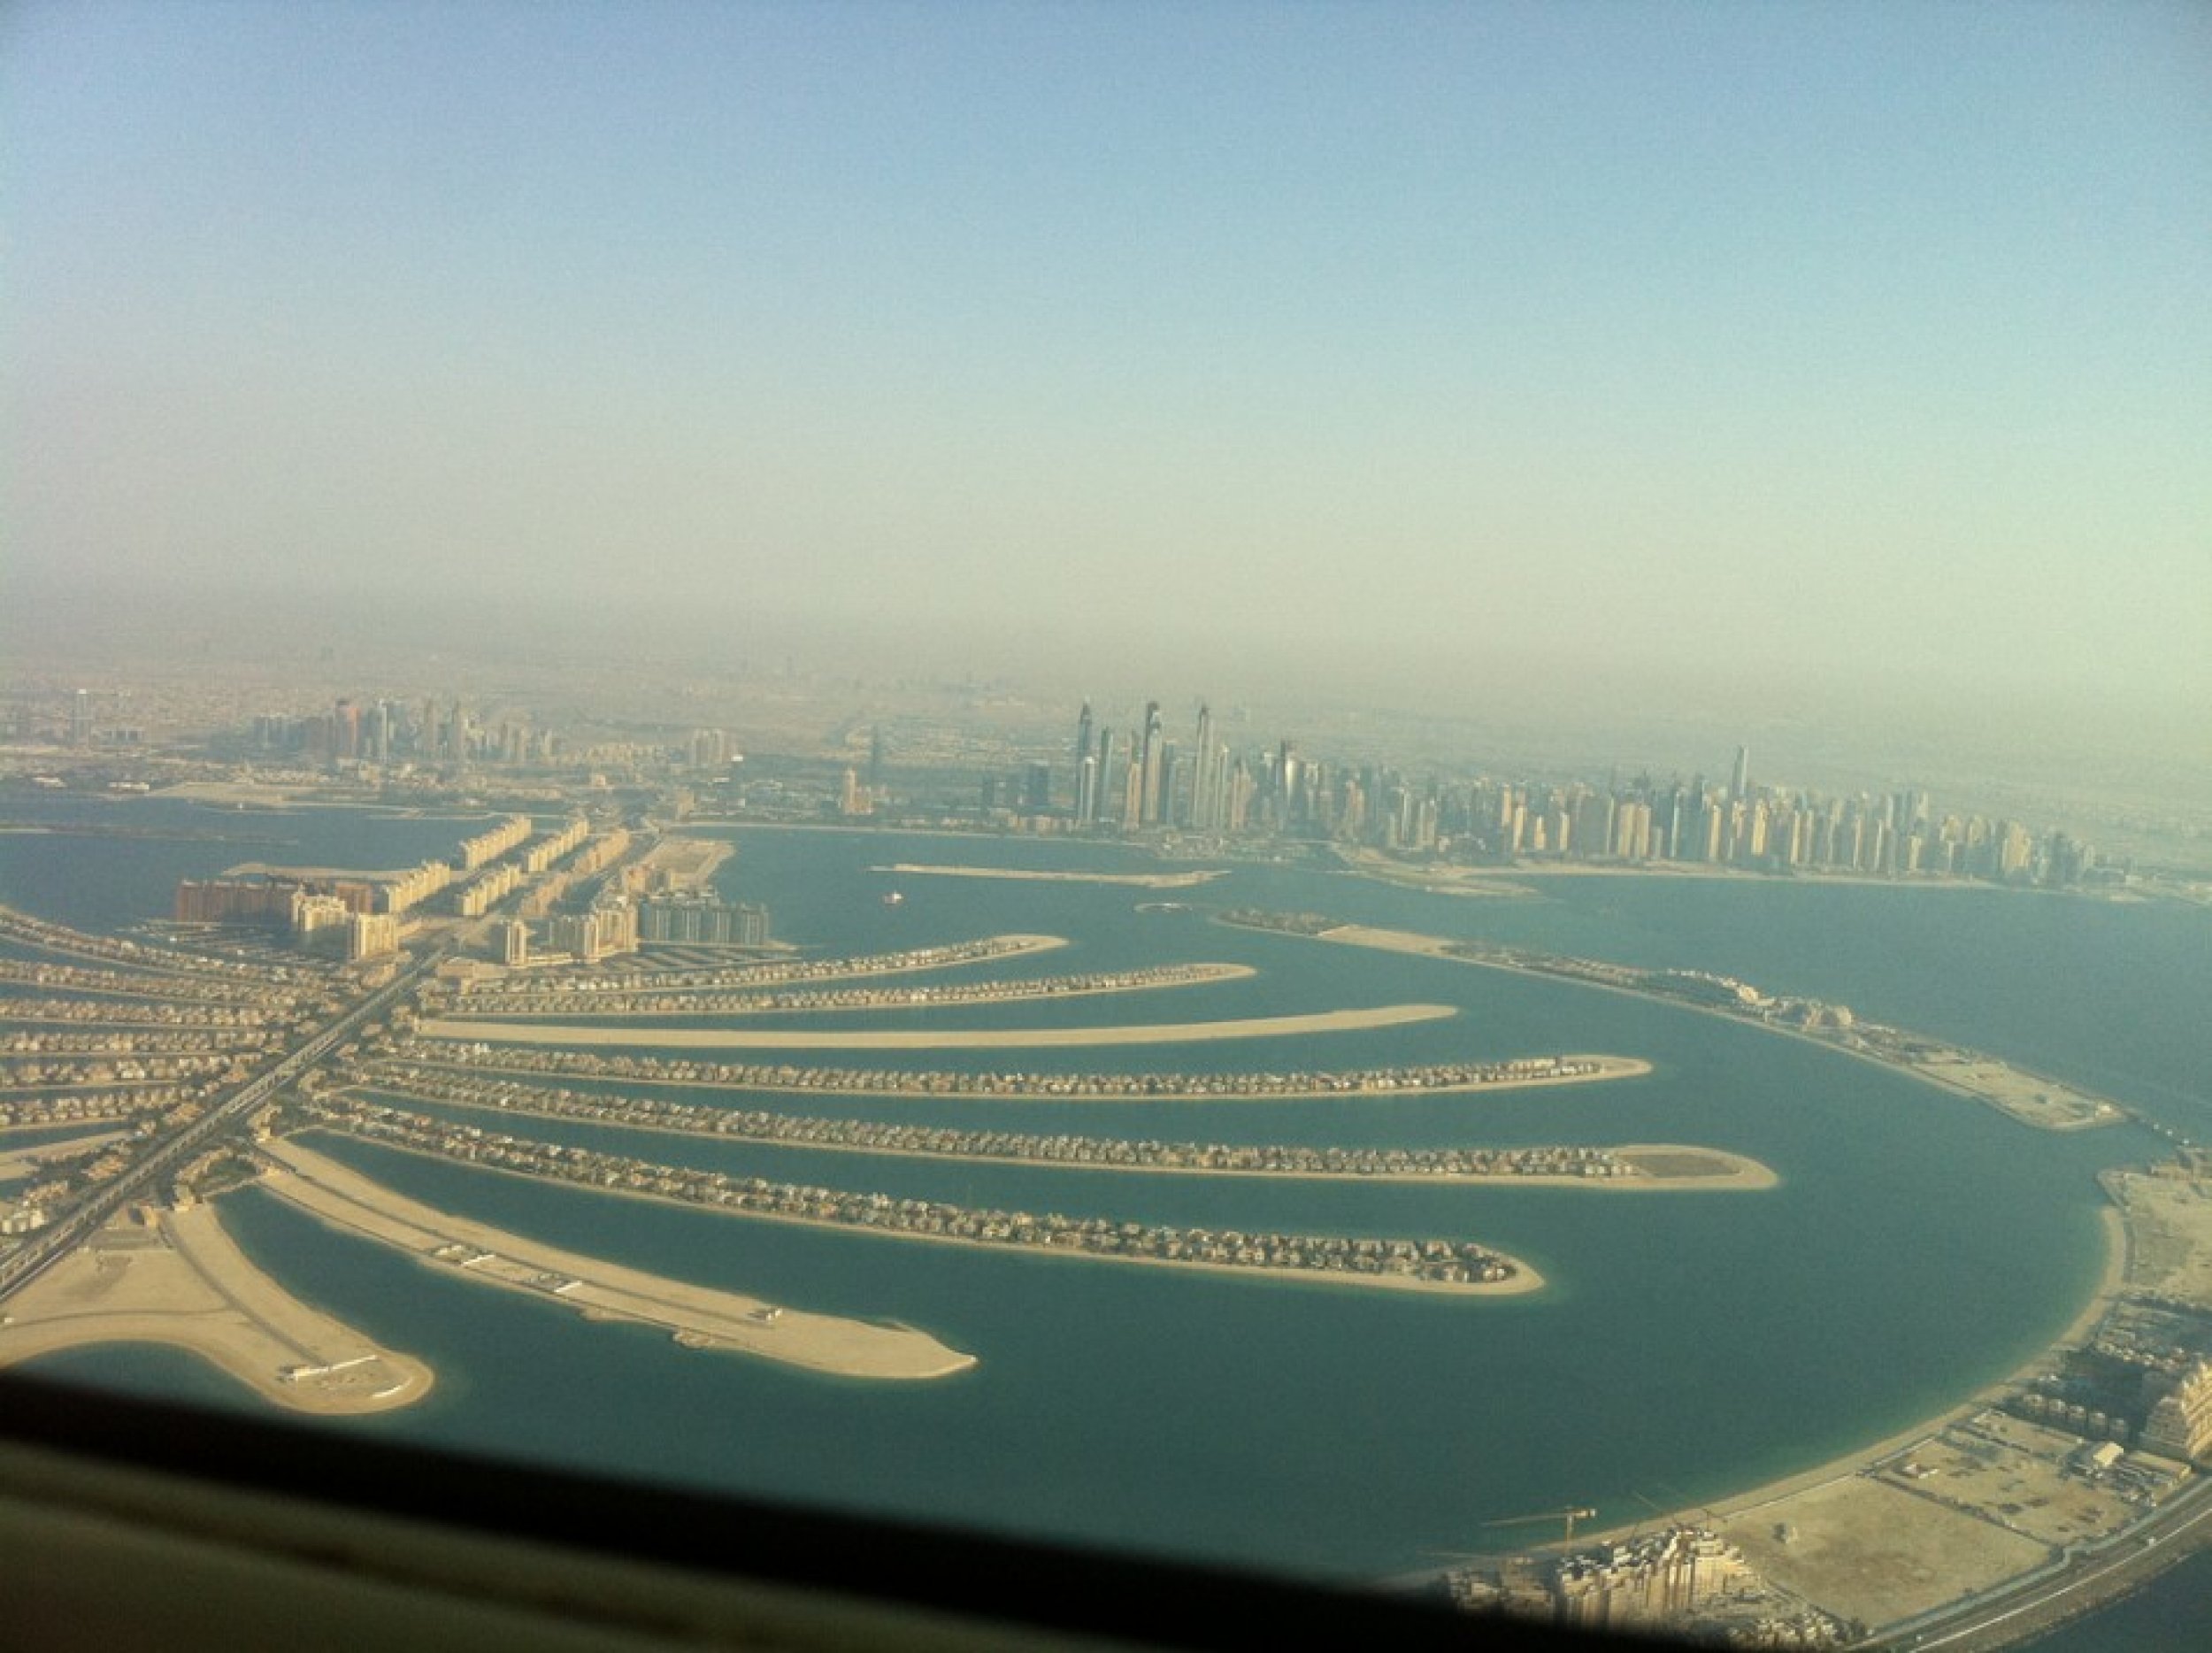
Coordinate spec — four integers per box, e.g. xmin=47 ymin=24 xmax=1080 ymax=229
xmin=420 ymin=1001 xmax=1458 ymax=1050
xmin=0 ymin=1203 xmax=431 ymax=1413
xmin=1566 ymin=1203 xmax=2132 ymax=1566
xmin=259 ymin=1136 xmax=977 ymax=1380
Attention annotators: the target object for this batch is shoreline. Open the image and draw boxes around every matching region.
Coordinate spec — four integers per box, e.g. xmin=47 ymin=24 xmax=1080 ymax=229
xmin=1586 ymin=1202 xmax=2127 ymax=1545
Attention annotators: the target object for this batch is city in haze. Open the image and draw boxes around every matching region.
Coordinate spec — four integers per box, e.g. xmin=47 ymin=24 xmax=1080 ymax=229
xmin=4 ymin=4 xmax=2210 ymax=1649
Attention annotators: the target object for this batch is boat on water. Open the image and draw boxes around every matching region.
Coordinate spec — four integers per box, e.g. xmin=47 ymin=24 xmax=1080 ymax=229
xmin=882 ymin=890 xmax=905 ymax=906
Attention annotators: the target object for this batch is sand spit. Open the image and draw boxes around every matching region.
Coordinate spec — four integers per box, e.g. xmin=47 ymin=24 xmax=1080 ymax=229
xmin=258 ymin=1136 xmax=976 ymax=1380
xmin=421 ymin=1002 xmax=1458 ymax=1051
xmin=873 ymin=864 xmax=1227 ymax=888
xmin=0 ymin=1203 xmax=431 ymax=1413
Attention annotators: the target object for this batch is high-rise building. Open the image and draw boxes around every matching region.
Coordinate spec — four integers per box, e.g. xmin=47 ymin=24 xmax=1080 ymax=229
xmin=69 ymin=689 xmax=92 ymax=750
xmin=1139 ymin=702 xmax=1164 ymax=825
xmin=1075 ymin=754 xmax=1098 ymax=825
xmin=1190 ymin=704 xmax=1215 ymax=828
xmin=1730 ymin=745 xmax=1750 ymax=801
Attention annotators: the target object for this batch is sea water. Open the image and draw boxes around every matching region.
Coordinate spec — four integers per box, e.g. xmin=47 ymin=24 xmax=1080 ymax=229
xmin=4 ymin=806 xmax=2203 ymax=1584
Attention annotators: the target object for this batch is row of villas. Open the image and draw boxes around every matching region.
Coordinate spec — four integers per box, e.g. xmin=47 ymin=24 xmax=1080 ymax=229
xmin=388 ymin=1037 xmax=1608 ymax=1102
xmin=358 ymin=1062 xmax=1638 ymax=1181
xmin=432 ymin=960 xmax=1225 ymax=1019
xmin=319 ymin=1101 xmax=1522 ymax=1288
xmin=0 ymin=906 xmax=310 ymax=980
xmin=0 ymin=955 xmax=301 ymax=1006
xmin=443 ymin=934 xmax=1048 ymax=1000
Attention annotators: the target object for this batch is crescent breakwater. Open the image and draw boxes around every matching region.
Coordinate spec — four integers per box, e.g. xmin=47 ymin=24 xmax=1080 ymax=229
xmin=1229 ymin=914 xmax=2124 ymax=1132
xmin=315 ymin=1099 xmax=1541 ymax=1295
xmin=380 ymin=1036 xmax=1647 ymax=1103
xmin=350 ymin=1065 xmax=1775 ymax=1189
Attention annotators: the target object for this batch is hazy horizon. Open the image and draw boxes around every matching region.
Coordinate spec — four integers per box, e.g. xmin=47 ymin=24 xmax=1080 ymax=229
xmin=8 ymin=4 xmax=2208 ymax=716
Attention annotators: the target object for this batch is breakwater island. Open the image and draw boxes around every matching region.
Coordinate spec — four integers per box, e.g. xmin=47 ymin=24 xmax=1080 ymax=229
xmin=351 ymin=1065 xmax=1777 ymax=1189
xmin=419 ymin=1001 xmax=1458 ymax=1052
xmin=381 ymin=1036 xmax=1645 ymax=1103
xmin=315 ymin=1099 xmax=1541 ymax=1295
xmin=1217 ymin=911 xmax=2124 ymax=1131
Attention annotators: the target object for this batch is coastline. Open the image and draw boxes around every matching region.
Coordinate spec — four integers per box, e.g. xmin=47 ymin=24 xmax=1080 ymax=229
xmin=1593 ymin=1202 xmax=2126 ymax=1542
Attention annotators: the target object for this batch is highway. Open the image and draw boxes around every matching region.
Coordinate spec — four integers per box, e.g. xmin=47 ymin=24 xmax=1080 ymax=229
xmin=0 ymin=948 xmax=442 ymax=1302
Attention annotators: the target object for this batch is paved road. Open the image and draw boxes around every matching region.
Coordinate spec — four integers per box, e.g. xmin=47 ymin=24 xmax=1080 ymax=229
xmin=0 ymin=950 xmax=442 ymax=1301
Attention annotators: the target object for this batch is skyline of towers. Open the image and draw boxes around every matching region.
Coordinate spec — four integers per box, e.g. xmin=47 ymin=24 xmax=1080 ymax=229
xmin=995 ymin=694 xmax=2098 ymax=888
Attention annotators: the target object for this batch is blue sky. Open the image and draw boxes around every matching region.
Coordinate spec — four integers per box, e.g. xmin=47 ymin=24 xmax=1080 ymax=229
xmin=6 ymin=2 xmax=2208 ymax=715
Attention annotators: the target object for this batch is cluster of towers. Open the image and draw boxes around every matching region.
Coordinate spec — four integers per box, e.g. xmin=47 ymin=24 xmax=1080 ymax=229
xmin=248 ymin=697 xmax=560 ymax=770
xmin=1071 ymin=699 xmax=1265 ymax=834
xmin=1048 ymin=710 xmax=2099 ymax=888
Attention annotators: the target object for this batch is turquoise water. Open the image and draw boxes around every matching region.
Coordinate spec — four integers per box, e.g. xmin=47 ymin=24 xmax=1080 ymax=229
xmin=4 ymin=809 xmax=2206 ymax=1588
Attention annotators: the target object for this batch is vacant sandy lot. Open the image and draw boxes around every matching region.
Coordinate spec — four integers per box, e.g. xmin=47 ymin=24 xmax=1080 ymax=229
xmin=0 ymin=1204 xmax=429 ymax=1412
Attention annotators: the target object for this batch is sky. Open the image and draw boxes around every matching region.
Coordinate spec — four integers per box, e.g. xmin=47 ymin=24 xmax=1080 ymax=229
xmin=5 ymin=1 xmax=2208 ymax=725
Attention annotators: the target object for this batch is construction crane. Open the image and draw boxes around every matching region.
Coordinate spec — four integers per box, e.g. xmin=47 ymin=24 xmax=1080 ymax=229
xmin=1482 ymin=1506 xmax=1598 ymax=1545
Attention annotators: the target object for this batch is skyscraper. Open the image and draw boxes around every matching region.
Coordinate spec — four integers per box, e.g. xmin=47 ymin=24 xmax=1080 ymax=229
xmin=1191 ymin=703 xmax=1215 ymax=828
xmin=1731 ymin=745 xmax=1751 ymax=801
xmin=1139 ymin=702 xmax=1164 ymax=825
